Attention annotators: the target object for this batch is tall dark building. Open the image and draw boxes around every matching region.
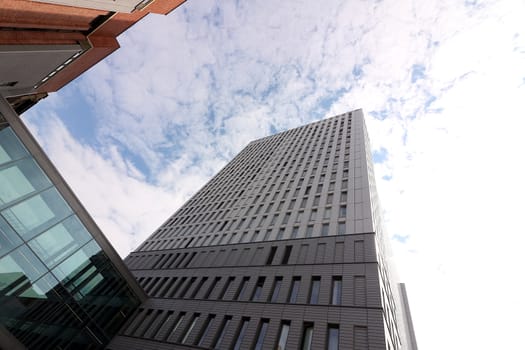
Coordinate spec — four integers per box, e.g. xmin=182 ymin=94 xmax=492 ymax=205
xmin=109 ymin=109 xmax=417 ymax=350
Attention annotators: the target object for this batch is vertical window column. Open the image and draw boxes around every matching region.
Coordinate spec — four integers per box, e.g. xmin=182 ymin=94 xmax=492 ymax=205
xmin=253 ymin=318 xmax=270 ymax=350
xmin=327 ymin=324 xmax=340 ymax=350
xmin=309 ymin=276 xmax=321 ymax=304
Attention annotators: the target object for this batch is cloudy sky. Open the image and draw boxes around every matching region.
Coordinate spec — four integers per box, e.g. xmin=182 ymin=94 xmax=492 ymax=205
xmin=23 ymin=0 xmax=525 ymax=349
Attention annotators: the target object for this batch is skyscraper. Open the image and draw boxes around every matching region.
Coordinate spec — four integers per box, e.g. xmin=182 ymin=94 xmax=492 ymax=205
xmin=109 ymin=109 xmax=416 ymax=350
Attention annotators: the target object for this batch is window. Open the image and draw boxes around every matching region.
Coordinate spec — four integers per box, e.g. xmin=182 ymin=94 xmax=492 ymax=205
xmin=251 ymin=277 xmax=266 ymax=301
xmin=313 ymin=195 xmax=320 ymax=206
xmin=27 ymin=215 xmax=90 ymax=268
xmin=296 ymin=211 xmax=304 ymax=222
xmin=218 ymin=277 xmax=234 ymax=300
xmin=340 ymin=191 xmax=347 ymax=202
xmin=195 ymin=314 xmax=215 ymax=346
xmin=339 ymin=205 xmax=346 ymax=218
xmin=305 ymin=186 xmax=311 ymax=195
xmin=212 ymin=316 xmax=232 ymax=349
xmin=269 ymin=276 xmax=283 ymax=302
xmin=234 ymin=277 xmax=250 ymax=300
xmin=164 ymin=312 xmax=185 ymax=341
xmin=190 ymin=276 xmax=208 ymax=298
xmin=309 ymin=209 xmax=317 ymax=221
xmin=321 ymin=223 xmax=329 ymax=236
xmin=233 ymin=317 xmax=250 ymax=350
xmin=180 ymin=313 xmax=200 ymax=343
xmin=291 ymin=226 xmax=299 ymax=239
xmin=253 ymin=319 xmax=270 ymax=350
xmin=281 ymin=245 xmax=292 ymax=265
xmin=288 ymin=277 xmax=301 ymax=303
xmin=204 ymin=277 xmax=221 ymax=299
xmin=300 ymin=197 xmax=307 ymax=209
xmin=276 ymin=321 xmax=290 ymax=350
xmin=276 ymin=228 xmax=285 ymax=240
xmin=2 ymin=187 xmax=71 ymax=240
xmin=326 ymin=194 xmax=333 ymax=204
xmin=301 ymin=323 xmax=314 ymax=350
xmin=309 ymin=277 xmax=321 ymax=304
xmin=324 ymin=207 xmax=331 ymax=219
xmin=331 ymin=276 xmax=342 ymax=305
xmin=266 ymin=246 xmax=277 ymax=265
xmin=306 ymin=225 xmax=313 ymax=238
xmin=327 ymin=324 xmax=340 ymax=350
xmin=337 ymin=222 xmax=346 ymax=235
xmin=180 ymin=277 xmax=196 ymax=298
xmin=152 ymin=310 xmax=174 ymax=339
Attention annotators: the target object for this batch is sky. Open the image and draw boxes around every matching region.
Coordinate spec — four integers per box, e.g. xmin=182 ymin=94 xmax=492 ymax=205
xmin=23 ymin=0 xmax=525 ymax=349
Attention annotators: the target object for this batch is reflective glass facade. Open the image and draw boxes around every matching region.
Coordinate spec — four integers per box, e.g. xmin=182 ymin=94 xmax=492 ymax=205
xmin=0 ymin=115 xmax=142 ymax=349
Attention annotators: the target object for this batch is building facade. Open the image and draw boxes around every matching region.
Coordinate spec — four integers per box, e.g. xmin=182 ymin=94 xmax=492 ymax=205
xmin=109 ymin=110 xmax=415 ymax=350
xmin=0 ymin=0 xmax=186 ymax=114
xmin=0 ymin=93 xmax=146 ymax=349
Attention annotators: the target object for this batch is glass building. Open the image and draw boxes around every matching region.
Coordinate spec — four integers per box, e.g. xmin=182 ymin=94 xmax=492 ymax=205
xmin=0 ymin=97 xmax=145 ymax=349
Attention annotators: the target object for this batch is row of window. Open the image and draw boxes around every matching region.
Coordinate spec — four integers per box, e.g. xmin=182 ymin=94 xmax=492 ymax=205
xmin=201 ymin=113 xmax=351 ymax=195
xmin=124 ymin=309 xmax=360 ymax=350
xmin=142 ymin=215 xmax=351 ymax=251
xmin=165 ymin=172 xmax=351 ymax=232
xmin=129 ymin=237 xmax=367 ymax=270
xmin=137 ymin=273 xmax=367 ymax=307
xmin=153 ymin=164 xmax=352 ymax=243
xmin=157 ymin=114 xmax=352 ymax=234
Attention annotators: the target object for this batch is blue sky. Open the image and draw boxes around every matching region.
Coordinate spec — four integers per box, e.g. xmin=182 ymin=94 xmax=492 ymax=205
xmin=23 ymin=1 xmax=525 ymax=349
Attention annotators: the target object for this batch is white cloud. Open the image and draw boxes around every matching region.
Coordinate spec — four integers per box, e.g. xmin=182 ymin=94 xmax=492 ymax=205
xmin=23 ymin=0 xmax=525 ymax=349
xmin=24 ymin=114 xmax=186 ymax=256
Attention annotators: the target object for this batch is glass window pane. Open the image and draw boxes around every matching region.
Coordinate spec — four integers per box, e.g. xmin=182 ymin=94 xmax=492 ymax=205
xmin=327 ymin=325 xmax=339 ymax=350
xmin=277 ymin=322 xmax=290 ymax=350
xmin=302 ymin=325 xmax=313 ymax=350
xmin=0 ymin=245 xmax=47 ymax=292
xmin=1 ymin=187 xmax=72 ymax=240
xmin=332 ymin=278 xmax=342 ymax=305
xmin=0 ymin=215 xmax=22 ymax=257
xmin=270 ymin=277 xmax=282 ymax=302
xmin=213 ymin=316 xmax=231 ymax=349
xmin=52 ymin=240 xmax=102 ymax=288
xmin=19 ymin=272 xmax=60 ymax=300
xmin=254 ymin=320 xmax=269 ymax=350
xmin=233 ymin=318 xmax=250 ymax=350
xmin=0 ymin=158 xmax=51 ymax=206
xmin=0 ymin=127 xmax=28 ymax=166
xmin=28 ymin=215 xmax=91 ymax=268
xmin=289 ymin=278 xmax=300 ymax=303
xmin=321 ymin=223 xmax=329 ymax=236
xmin=309 ymin=278 xmax=320 ymax=304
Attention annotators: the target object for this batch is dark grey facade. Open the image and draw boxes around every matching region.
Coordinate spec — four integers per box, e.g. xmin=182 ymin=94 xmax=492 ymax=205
xmin=109 ymin=110 xmax=414 ymax=350
xmin=0 ymin=95 xmax=146 ymax=349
